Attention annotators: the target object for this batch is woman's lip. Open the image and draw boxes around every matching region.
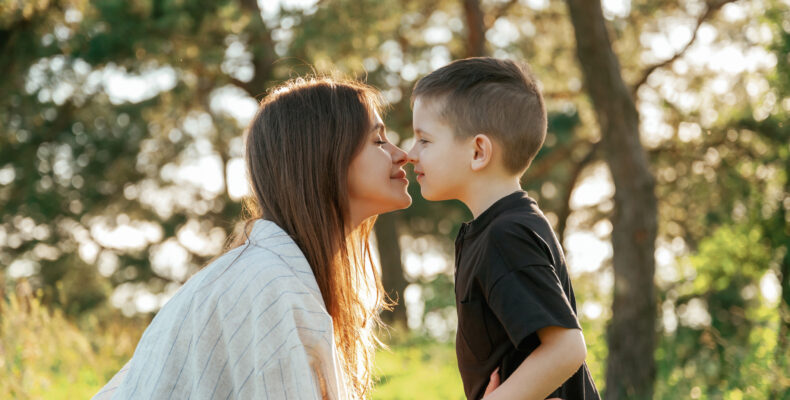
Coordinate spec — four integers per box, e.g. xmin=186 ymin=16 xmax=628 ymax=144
xmin=391 ymin=170 xmax=407 ymax=179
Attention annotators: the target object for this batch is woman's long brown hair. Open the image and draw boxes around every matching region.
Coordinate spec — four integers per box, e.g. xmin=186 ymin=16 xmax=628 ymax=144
xmin=230 ymin=77 xmax=388 ymax=398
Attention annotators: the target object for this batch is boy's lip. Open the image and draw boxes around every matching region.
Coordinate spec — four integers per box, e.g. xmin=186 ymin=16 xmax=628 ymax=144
xmin=412 ymin=166 xmax=424 ymax=180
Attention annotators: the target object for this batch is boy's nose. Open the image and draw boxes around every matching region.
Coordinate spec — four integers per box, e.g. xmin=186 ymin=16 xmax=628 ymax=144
xmin=406 ymin=146 xmax=419 ymax=164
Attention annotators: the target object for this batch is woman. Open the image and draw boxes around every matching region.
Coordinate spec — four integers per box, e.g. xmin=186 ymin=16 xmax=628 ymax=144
xmin=93 ymin=77 xmax=411 ymax=399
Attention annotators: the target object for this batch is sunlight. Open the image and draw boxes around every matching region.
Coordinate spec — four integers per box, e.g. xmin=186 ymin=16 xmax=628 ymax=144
xmin=570 ymin=163 xmax=614 ymax=210
xmin=209 ymin=85 xmax=258 ymax=126
xmin=103 ymin=64 xmax=177 ymax=105
xmin=150 ymin=238 xmax=190 ymax=282
xmin=760 ymin=271 xmax=781 ymax=304
xmin=602 ymin=0 xmax=630 ymax=19
xmin=89 ymin=216 xmax=163 ymax=251
xmin=262 ymin=0 xmax=320 ymax=20
xmin=565 ymin=231 xmax=612 ymax=274
xmin=226 ymin=157 xmax=250 ymax=200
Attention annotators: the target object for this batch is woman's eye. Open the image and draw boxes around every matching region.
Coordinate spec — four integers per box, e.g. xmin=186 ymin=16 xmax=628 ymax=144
xmin=375 ymin=140 xmax=386 ymax=145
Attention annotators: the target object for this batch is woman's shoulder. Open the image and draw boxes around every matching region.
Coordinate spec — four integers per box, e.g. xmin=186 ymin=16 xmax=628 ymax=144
xmin=152 ymin=220 xmax=325 ymax=320
xmin=191 ymin=228 xmax=323 ymax=306
xmin=196 ymin=245 xmax=314 ymax=297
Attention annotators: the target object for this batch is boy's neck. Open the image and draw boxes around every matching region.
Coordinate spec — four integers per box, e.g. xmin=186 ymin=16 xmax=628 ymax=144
xmin=461 ymin=176 xmax=523 ymax=219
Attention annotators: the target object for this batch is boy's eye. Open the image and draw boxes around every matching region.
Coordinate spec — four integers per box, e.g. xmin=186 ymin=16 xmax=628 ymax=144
xmin=418 ymin=139 xmax=430 ymax=144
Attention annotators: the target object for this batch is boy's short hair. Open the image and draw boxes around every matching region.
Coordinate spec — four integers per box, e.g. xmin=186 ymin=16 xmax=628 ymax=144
xmin=411 ymin=57 xmax=547 ymax=174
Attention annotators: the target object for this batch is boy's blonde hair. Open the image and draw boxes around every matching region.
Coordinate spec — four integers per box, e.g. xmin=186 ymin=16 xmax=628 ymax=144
xmin=411 ymin=57 xmax=547 ymax=174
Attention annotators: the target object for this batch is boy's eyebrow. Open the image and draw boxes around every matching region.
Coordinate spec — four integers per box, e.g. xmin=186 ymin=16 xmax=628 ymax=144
xmin=414 ymin=128 xmax=431 ymax=137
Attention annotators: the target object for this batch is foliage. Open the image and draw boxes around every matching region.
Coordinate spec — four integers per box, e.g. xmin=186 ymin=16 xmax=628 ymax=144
xmin=0 ymin=282 xmax=145 ymax=399
xmin=654 ymin=224 xmax=789 ymax=399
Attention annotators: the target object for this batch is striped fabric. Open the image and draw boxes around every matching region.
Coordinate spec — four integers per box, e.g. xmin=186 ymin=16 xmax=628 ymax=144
xmin=92 ymin=219 xmax=347 ymax=399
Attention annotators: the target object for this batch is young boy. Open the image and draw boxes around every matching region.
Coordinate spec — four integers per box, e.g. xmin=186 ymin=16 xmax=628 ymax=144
xmin=407 ymin=57 xmax=600 ymax=400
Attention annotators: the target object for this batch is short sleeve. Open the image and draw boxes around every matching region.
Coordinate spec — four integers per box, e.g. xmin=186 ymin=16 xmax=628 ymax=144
xmin=479 ymin=220 xmax=557 ymax=287
xmin=486 ymin=265 xmax=581 ymax=351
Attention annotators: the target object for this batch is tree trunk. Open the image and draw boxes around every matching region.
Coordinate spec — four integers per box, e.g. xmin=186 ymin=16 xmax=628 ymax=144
xmin=564 ymin=1 xmax=658 ymax=399
xmin=374 ymin=212 xmax=408 ymax=326
xmin=462 ymin=0 xmax=487 ymax=57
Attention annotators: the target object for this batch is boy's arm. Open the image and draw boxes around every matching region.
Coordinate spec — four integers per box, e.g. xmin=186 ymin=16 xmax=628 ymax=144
xmin=483 ymin=326 xmax=587 ymax=400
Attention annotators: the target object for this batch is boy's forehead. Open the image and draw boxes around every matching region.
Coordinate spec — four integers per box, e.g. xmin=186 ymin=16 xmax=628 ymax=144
xmin=414 ymin=94 xmax=447 ymax=113
xmin=413 ymin=95 xmax=457 ymax=138
xmin=412 ymin=103 xmax=453 ymax=139
xmin=413 ymin=96 xmax=450 ymax=131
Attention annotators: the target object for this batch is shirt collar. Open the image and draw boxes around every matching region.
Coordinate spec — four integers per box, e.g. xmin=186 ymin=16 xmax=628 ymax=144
xmin=460 ymin=190 xmax=535 ymax=238
xmin=246 ymin=219 xmax=287 ymax=244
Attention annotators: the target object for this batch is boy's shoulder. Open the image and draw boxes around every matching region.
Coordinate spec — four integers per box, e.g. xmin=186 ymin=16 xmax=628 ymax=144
xmin=477 ymin=200 xmax=563 ymax=275
xmin=485 ymin=202 xmax=551 ymax=244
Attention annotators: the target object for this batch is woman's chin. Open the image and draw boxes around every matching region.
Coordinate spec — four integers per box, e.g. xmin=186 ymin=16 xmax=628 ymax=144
xmin=376 ymin=194 xmax=411 ymax=214
xmin=382 ymin=193 xmax=413 ymax=214
xmin=396 ymin=193 xmax=413 ymax=209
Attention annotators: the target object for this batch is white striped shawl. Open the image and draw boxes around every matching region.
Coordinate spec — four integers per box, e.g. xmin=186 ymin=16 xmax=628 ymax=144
xmin=92 ymin=219 xmax=347 ymax=400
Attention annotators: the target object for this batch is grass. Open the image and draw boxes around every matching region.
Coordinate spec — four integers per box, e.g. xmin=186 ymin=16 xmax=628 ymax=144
xmin=0 ymin=290 xmax=465 ymax=399
xmin=0 ymin=290 xmax=144 ymax=399
xmin=3 ymin=288 xmax=784 ymax=399
xmin=373 ymin=334 xmax=464 ymax=399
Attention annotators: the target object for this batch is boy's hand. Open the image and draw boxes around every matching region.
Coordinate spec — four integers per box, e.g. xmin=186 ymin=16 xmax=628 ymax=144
xmin=483 ymin=367 xmax=500 ymax=397
xmin=482 ymin=366 xmax=563 ymax=400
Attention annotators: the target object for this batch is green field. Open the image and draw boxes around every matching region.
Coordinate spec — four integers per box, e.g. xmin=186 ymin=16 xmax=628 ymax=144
xmin=373 ymin=337 xmax=464 ymax=399
xmin=2 ymin=290 xmax=786 ymax=399
xmin=0 ymin=292 xmax=468 ymax=399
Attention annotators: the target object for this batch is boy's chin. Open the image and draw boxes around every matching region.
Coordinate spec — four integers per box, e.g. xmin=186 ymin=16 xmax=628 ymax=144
xmin=420 ymin=188 xmax=448 ymax=202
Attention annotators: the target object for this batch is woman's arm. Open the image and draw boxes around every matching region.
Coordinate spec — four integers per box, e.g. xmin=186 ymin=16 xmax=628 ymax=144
xmin=91 ymin=360 xmax=131 ymax=400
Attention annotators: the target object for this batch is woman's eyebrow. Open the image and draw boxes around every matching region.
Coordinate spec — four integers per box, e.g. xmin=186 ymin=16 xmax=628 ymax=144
xmin=370 ymin=123 xmax=386 ymax=138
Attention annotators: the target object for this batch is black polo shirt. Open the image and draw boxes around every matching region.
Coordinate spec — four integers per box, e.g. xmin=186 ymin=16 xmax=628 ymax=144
xmin=454 ymin=191 xmax=599 ymax=400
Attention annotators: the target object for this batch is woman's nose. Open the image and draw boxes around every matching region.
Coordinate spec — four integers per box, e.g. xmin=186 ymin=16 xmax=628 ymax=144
xmin=390 ymin=144 xmax=408 ymax=167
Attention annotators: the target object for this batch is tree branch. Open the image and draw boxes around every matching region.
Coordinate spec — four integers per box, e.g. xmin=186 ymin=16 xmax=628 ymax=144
xmin=234 ymin=0 xmax=277 ymax=98
xmin=631 ymin=0 xmax=740 ymax=96
xmin=543 ymin=89 xmax=583 ymax=100
xmin=485 ymin=0 xmax=519 ymax=29
xmin=523 ymin=138 xmax=585 ymax=182
xmin=557 ymin=141 xmax=600 ymax=245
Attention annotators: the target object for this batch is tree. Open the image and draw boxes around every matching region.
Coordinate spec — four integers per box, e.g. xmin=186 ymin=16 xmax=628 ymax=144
xmin=565 ymin=0 xmax=658 ymax=398
xmin=0 ymin=0 xmax=285 ymax=314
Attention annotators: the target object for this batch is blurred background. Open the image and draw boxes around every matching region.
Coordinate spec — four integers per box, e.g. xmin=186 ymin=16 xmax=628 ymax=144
xmin=1 ymin=0 xmax=789 ymax=398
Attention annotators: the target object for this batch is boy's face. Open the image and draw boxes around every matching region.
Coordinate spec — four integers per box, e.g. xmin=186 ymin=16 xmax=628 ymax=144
xmin=408 ymin=96 xmax=472 ymax=202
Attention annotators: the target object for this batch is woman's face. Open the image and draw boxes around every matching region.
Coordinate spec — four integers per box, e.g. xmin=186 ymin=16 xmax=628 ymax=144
xmin=347 ymin=108 xmax=411 ymax=226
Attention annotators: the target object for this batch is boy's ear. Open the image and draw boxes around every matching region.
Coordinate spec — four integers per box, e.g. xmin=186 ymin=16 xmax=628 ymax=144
xmin=470 ymin=134 xmax=493 ymax=172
